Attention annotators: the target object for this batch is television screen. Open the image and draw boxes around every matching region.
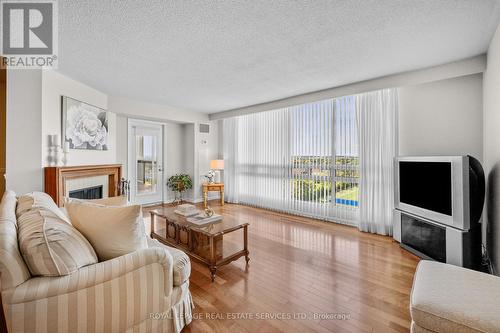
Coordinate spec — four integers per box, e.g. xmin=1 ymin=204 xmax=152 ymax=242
xmin=399 ymin=161 xmax=452 ymax=216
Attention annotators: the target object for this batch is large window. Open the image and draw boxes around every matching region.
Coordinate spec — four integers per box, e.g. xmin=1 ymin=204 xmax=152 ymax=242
xmin=291 ymin=156 xmax=359 ymax=206
xmin=223 ymin=96 xmax=359 ymax=225
xmin=289 ymin=97 xmax=358 ymax=208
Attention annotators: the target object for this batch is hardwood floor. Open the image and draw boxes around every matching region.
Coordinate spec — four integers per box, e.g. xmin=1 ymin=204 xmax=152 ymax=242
xmin=144 ymin=201 xmax=419 ymax=333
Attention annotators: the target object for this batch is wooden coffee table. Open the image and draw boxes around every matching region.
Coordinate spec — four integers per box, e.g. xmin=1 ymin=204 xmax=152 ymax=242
xmin=150 ymin=206 xmax=249 ymax=282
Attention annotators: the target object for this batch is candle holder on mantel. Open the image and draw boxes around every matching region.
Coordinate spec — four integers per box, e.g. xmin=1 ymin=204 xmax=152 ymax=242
xmin=48 ymin=134 xmax=61 ymax=166
xmin=53 ymin=145 xmax=63 ymax=166
xmin=62 ymin=141 xmax=70 ymax=166
xmin=47 ymin=134 xmax=69 ymax=166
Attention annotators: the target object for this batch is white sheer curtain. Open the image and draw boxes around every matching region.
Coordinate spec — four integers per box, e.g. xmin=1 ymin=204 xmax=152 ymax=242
xmin=356 ymin=88 xmax=398 ymax=235
xmin=225 ymin=108 xmax=291 ymax=210
xmin=223 ymin=97 xmax=359 ymax=225
xmin=222 ymin=116 xmax=240 ymax=203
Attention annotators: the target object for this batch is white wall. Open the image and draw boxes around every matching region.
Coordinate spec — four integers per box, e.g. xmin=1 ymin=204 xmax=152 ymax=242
xmin=109 ymin=95 xmax=220 ymax=204
xmin=41 ymin=70 xmax=116 ymax=166
xmin=114 ymin=114 xmax=216 ymax=203
xmin=217 ymin=75 xmax=484 ymax=166
xmin=483 ymin=24 xmax=500 ymax=275
xmin=115 ymin=115 xmax=128 ymax=171
xmin=178 ymin=122 xmax=221 ymax=202
xmin=183 ymin=123 xmax=195 ymax=201
xmin=165 ymin=122 xmax=185 ymax=201
xmin=109 ymin=96 xmax=209 ymax=124
xmin=6 ymin=69 xmax=43 ymax=194
xmin=6 ymin=69 xmax=116 ymax=194
xmin=197 ymin=121 xmax=220 ymax=201
xmin=399 ymin=74 xmax=483 ymax=160
xmin=5 ymin=69 xmax=217 ymax=200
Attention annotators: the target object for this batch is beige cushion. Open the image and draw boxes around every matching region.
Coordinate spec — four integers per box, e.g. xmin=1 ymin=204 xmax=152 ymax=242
xmin=411 ymin=260 xmax=500 ymax=333
xmin=64 ymin=195 xmax=128 ymax=207
xmin=61 ymin=195 xmax=128 ymax=220
xmin=16 ymin=199 xmax=98 ymax=277
xmin=66 ymin=202 xmax=148 ymax=261
xmin=147 ymin=237 xmax=190 ymax=286
xmin=0 ymin=191 xmax=31 ymax=289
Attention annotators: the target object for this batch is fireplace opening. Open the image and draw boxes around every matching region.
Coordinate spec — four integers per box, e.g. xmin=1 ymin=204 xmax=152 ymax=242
xmin=69 ymin=185 xmax=103 ymax=200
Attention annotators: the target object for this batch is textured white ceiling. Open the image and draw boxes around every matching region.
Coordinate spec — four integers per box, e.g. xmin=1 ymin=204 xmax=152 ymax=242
xmin=58 ymin=0 xmax=500 ymax=113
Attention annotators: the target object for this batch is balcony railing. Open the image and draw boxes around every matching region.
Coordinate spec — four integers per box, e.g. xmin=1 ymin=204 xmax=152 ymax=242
xmin=291 ymin=155 xmax=359 ymax=207
xmin=233 ymin=155 xmax=360 ymax=208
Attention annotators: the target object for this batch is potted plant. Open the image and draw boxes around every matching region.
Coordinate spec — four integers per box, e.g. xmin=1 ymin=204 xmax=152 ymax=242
xmin=167 ymin=174 xmax=193 ymax=204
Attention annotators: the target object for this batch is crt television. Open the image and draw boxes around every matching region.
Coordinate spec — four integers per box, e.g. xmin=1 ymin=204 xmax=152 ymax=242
xmin=394 ymin=156 xmax=484 ymax=231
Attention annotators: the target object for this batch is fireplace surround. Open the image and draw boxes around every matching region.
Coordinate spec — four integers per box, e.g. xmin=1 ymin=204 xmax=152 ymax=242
xmin=44 ymin=164 xmax=122 ymax=206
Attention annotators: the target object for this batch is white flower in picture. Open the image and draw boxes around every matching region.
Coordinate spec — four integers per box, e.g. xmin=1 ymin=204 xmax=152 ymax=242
xmin=62 ymin=97 xmax=109 ymax=150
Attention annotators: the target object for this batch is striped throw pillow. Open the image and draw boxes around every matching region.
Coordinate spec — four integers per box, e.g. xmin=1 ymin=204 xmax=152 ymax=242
xmin=0 ymin=191 xmax=31 ymax=289
xmin=17 ymin=204 xmax=97 ymax=277
xmin=16 ymin=192 xmax=71 ymax=222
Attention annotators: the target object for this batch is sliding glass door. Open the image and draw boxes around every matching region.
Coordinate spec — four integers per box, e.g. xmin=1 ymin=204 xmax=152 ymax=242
xmin=223 ymin=96 xmax=359 ymax=225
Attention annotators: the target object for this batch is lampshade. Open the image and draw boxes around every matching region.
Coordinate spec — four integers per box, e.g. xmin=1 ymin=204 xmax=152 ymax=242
xmin=210 ymin=159 xmax=224 ymax=170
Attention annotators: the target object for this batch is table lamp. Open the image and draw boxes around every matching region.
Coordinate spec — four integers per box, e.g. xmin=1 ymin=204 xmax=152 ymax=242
xmin=210 ymin=159 xmax=224 ymax=183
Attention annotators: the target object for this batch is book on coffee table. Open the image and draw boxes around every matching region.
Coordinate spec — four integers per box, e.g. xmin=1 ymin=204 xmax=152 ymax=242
xmin=174 ymin=209 xmax=198 ymax=217
xmin=187 ymin=213 xmax=222 ymax=225
xmin=174 ymin=204 xmax=198 ymax=216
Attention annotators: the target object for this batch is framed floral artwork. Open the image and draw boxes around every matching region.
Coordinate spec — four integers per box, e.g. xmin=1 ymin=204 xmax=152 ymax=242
xmin=62 ymin=96 xmax=109 ymax=150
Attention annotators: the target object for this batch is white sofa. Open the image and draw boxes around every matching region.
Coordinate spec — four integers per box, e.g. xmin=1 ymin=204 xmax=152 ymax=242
xmin=411 ymin=260 xmax=500 ymax=332
xmin=0 ymin=191 xmax=193 ymax=333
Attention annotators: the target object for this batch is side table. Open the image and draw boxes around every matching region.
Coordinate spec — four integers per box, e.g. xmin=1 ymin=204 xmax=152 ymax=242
xmin=202 ymin=183 xmax=224 ymax=208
